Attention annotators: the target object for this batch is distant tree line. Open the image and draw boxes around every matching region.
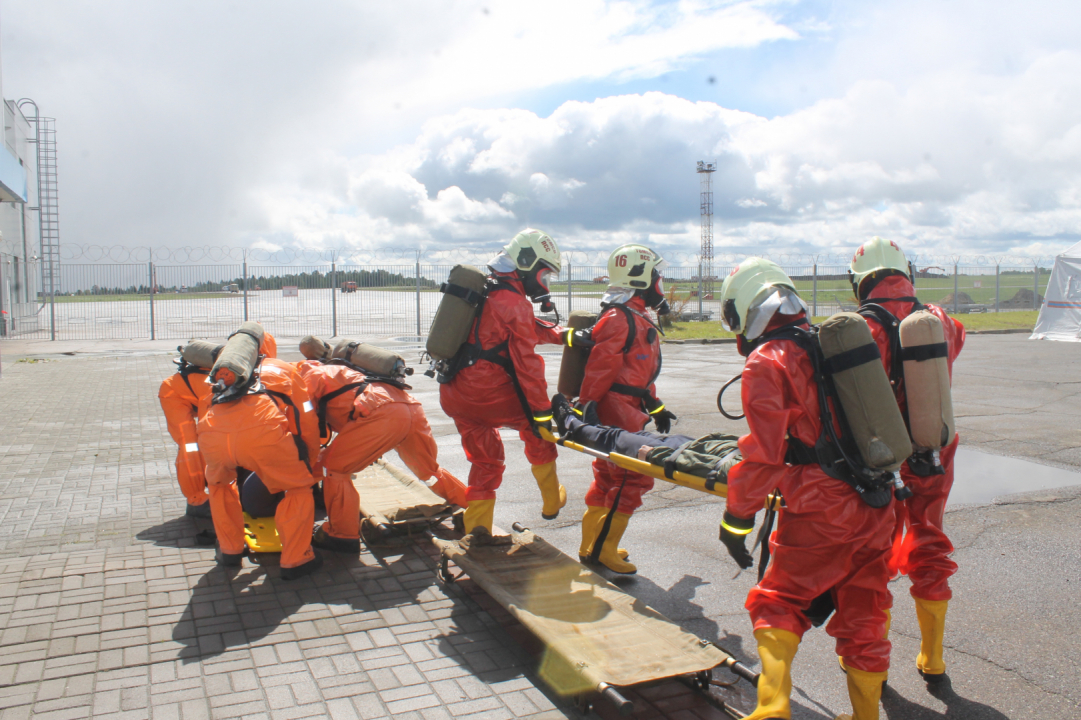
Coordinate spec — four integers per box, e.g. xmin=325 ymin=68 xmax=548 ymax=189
xmin=67 ymin=268 xmax=436 ymax=295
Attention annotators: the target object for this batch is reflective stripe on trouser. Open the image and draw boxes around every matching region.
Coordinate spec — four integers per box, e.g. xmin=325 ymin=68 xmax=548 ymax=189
xmin=583 ymin=458 xmax=654 ymax=515
xmin=451 ymin=415 xmax=558 ymax=502
xmin=747 ymin=511 xmax=894 ymax=674
xmin=320 ymin=402 xmax=442 ymax=540
xmin=201 ymin=425 xmax=315 ymax=569
xmin=891 ymin=437 xmax=958 ymax=601
xmin=175 ymin=446 xmax=209 ymax=506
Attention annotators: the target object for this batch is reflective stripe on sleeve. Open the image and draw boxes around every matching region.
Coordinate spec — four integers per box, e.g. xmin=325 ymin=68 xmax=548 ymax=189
xmin=184 ymin=443 xmax=199 ymax=453
xmin=303 ymin=401 xmax=313 ymax=412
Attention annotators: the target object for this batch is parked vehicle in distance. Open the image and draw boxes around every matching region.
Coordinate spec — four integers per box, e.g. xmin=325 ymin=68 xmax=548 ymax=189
xmin=179 ymin=286 xmax=188 ymax=293
xmin=225 ymin=284 xmax=240 ymax=293
xmin=341 ymin=281 xmax=357 ymax=293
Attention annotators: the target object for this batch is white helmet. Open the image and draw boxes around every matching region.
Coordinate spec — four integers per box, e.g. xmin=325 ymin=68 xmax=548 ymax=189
xmin=606 ymin=244 xmax=667 ymax=291
xmin=719 ymin=258 xmax=807 ymax=340
xmin=849 ymin=237 xmax=910 ymax=300
xmin=504 ymin=228 xmax=562 ymax=274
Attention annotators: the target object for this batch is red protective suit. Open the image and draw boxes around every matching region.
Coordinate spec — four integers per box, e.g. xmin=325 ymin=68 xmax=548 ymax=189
xmin=863 ymin=275 xmax=966 ymax=602
xmin=579 ymin=297 xmax=663 ymax=514
xmin=158 ymin=366 xmax=213 ymax=506
xmin=439 ymin=272 xmax=563 ymax=502
xmin=197 ymin=357 xmax=320 ymax=568
xmin=298 ymin=361 xmax=465 ymax=540
xmin=726 ymin=316 xmax=895 ymax=674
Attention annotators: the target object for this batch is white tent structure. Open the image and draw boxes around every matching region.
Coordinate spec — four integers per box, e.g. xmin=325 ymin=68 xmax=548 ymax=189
xmin=1031 ymin=241 xmax=1081 ymax=341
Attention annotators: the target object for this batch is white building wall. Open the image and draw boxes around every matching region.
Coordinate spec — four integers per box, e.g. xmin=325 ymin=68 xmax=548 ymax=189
xmin=0 ymin=100 xmax=42 ymax=334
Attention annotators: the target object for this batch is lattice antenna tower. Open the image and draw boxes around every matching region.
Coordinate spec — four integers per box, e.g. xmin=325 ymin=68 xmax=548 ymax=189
xmin=697 ymin=161 xmax=716 ymax=297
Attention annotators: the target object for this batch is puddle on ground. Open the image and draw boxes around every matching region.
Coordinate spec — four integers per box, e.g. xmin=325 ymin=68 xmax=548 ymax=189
xmin=949 ymin=448 xmax=1081 ymax=506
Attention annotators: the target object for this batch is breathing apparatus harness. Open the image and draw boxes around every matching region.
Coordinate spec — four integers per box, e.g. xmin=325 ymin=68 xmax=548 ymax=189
xmin=310 ymin=357 xmax=413 ymax=441
xmin=437 ymin=275 xmax=547 ymax=434
xmin=858 ymin=297 xmax=949 ymax=477
xmin=596 ymin=302 xmax=667 ymax=418
xmin=743 ymin=319 xmax=899 ymax=508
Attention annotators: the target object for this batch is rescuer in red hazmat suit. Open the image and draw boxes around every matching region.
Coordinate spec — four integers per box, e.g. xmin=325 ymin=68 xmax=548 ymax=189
xmin=296 ymin=358 xmax=467 ymax=552
xmin=438 ymin=229 xmax=568 ymax=539
xmin=717 ymin=259 xmax=895 ymax=720
xmin=851 ymin=237 xmax=965 ymax=684
xmin=575 ymin=244 xmax=675 ymax=574
xmin=158 ymin=331 xmax=279 ymax=517
xmin=197 ymin=326 xmax=323 ymax=580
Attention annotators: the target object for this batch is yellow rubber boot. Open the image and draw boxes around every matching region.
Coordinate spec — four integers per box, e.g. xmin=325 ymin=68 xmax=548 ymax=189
xmin=746 ymin=627 xmax=800 ymax=720
xmin=595 ymin=511 xmax=636 ymax=574
xmin=531 ymin=462 xmax=567 ymax=519
xmin=914 ymin=597 xmax=948 ymax=680
xmin=836 ymin=665 xmax=888 ymax=720
xmin=578 ymin=506 xmax=628 ymax=561
xmin=463 ymin=498 xmax=495 ymax=535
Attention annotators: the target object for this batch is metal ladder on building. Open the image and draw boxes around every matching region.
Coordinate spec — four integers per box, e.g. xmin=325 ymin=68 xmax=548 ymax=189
xmin=18 ymin=99 xmax=61 ymax=339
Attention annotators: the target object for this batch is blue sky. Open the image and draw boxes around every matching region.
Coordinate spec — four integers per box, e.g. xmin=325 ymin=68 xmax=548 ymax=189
xmin=3 ymin=0 xmax=1080 ymax=263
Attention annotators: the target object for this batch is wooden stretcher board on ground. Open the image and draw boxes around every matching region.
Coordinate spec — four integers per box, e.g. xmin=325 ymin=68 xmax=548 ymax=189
xmin=354 ymin=459 xmax=457 ymax=538
xmin=433 ymin=527 xmax=756 ymax=715
xmin=538 ymin=427 xmax=729 ymax=498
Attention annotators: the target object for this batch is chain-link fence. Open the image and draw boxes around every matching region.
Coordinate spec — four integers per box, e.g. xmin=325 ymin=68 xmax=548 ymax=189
xmin=1 ymin=259 xmax=1051 ymax=341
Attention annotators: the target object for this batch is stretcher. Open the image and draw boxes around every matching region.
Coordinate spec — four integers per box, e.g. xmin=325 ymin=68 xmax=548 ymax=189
xmin=434 ymin=524 xmax=759 ymax=717
xmin=355 ymin=459 xmax=459 ymax=543
xmin=537 ymin=426 xmax=729 ymax=498
xmin=243 ymin=513 xmax=283 ymax=553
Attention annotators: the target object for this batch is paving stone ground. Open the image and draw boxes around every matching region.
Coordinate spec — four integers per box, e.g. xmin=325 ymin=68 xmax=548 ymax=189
xmin=0 ymin=353 xmax=742 ymax=720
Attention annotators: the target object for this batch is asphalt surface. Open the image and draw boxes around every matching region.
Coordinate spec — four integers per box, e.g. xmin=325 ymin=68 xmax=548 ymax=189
xmin=1 ymin=331 xmax=1079 ymax=719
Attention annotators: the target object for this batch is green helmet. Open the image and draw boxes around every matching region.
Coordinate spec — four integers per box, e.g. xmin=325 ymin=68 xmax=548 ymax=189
xmin=606 ymin=244 xmax=667 ymax=290
xmin=719 ymin=258 xmax=802 ymax=338
xmin=504 ymin=228 xmax=562 ymax=274
xmin=849 ymin=236 xmax=910 ymax=300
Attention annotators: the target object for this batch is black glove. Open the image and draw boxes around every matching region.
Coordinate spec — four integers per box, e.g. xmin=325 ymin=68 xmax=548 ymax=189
xmin=562 ymin=329 xmax=596 ymax=349
xmin=651 ymin=408 xmax=677 ymax=434
xmin=719 ymin=511 xmax=755 ymax=569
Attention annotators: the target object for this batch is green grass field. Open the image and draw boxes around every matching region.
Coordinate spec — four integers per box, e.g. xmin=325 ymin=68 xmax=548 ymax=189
xmin=662 ymin=310 xmax=1039 ymax=341
xmin=51 ymin=292 xmax=238 ymax=303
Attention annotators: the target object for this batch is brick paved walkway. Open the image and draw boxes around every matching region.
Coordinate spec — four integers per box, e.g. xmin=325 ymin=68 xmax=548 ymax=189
xmin=0 ymin=354 xmax=741 ymax=720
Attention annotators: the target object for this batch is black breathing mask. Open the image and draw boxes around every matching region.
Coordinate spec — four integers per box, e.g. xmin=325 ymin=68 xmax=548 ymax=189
xmin=522 ymin=267 xmax=558 ymax=316
xmin=642 ymin=270 xmax=670 ymax=315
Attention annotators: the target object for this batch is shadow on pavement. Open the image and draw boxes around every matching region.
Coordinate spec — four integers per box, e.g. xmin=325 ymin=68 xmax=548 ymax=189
xmin=136 ymin=515 xmax=213 ymax=549
xmin=882 ymin=678 xmax=1011 ymax=719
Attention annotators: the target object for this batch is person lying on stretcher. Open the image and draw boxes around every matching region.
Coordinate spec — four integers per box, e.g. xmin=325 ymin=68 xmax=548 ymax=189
xmin=551 ymin=394 xmax=742 ymax=482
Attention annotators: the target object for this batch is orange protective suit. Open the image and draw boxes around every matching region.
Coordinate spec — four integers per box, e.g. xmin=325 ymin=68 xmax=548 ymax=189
xmin=439 ymin=272 xmax=564 ymax=502
xmin=298 ymin=361 xmax=466 ymax=541
xmin=579 ymin=296 xmax=663 ymax=514
xmin=862 ymin=275 xmax=966 ymax=602
xmin=158 ymin=364 xmax=214 ymax=506
xmin=197 ymin=357 xmax=320 ymax=568
xmin=726 ymin=315 xmax=895 ymax=674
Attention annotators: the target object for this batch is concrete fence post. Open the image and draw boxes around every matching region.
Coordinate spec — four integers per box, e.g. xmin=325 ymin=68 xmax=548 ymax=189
xmin=812 ymin=263 xmax=818 ymax=317
xmin=566 ymin=260 xmax=572 ymax=314
xmin=995 ymin=264 xmax=1000 ymax=312
xmin=149 ymin=261 xmax=156 ymax=340
xmin=331 ymin=262 xmax=338 ymax=338
xmin=697 ymin=263 xmax=703 ymax=317
xmin=415 ymin=258 xmax=422 ymax=337
xmin=953 ymin=264 xmax=959 ymax=314
xmin=1034 ymin=264 xmax=1040 ymax=310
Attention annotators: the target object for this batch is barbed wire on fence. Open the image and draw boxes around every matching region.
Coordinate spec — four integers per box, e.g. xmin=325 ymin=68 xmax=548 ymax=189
xmin=52 ymin=243 xmax=1053 ymax=268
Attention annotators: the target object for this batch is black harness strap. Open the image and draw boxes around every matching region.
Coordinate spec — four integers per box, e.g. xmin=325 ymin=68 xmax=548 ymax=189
xmin=603 ymin=303 xmax=664 ymax=414
xmin=263 ymin=388 xmax=310 ymax=468
xmin=439 ymin=281 xmax=485 ymax=305
xmin=821 ymin=343 xmax=882 ymax=375
xmin=316 ymin=381 xmax=370 ymax=439
xmin=662 ymin=441 xmax=692 ymax=480
xmin=900 ymin=343 xmax=949 ymax=362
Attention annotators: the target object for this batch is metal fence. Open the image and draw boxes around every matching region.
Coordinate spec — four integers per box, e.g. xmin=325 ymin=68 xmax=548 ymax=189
xmin=1 ymin=260 xmax=1052 ymax=341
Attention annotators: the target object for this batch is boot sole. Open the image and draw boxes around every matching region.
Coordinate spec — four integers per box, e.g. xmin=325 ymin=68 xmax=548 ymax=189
xmin=918 ymin=669 xmax=948 ymax=685
xmin=281 ymin=553 xmax=324 ymax=581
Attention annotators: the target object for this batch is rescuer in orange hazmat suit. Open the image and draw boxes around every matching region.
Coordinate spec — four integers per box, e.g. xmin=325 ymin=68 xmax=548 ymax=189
xmin=297 ymin=357 xmax=467 ymax=552
xmin=851 ymin=237 xmax=965 ymax=685
xmin=717 ymin=259 xmax=895 ymax=720
xmin=158 ymin=330 xmax=279 ymax=518
xmin=197 ymin=325 xmax=323 ymax=580
xmin=438 ymin=229 xmax=569 ymax=539
xmin=575 ymin=244 xmax=674 ymax=575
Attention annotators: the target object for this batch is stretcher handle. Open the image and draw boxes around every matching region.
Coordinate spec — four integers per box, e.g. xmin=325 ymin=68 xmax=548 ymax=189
xmin=721 ymin=656 xmax=760 ymax=687
xmin=511 ymin=522 xmax=527 ymax=533
xmin=596 ymin=683 xmax=634 ymax=716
